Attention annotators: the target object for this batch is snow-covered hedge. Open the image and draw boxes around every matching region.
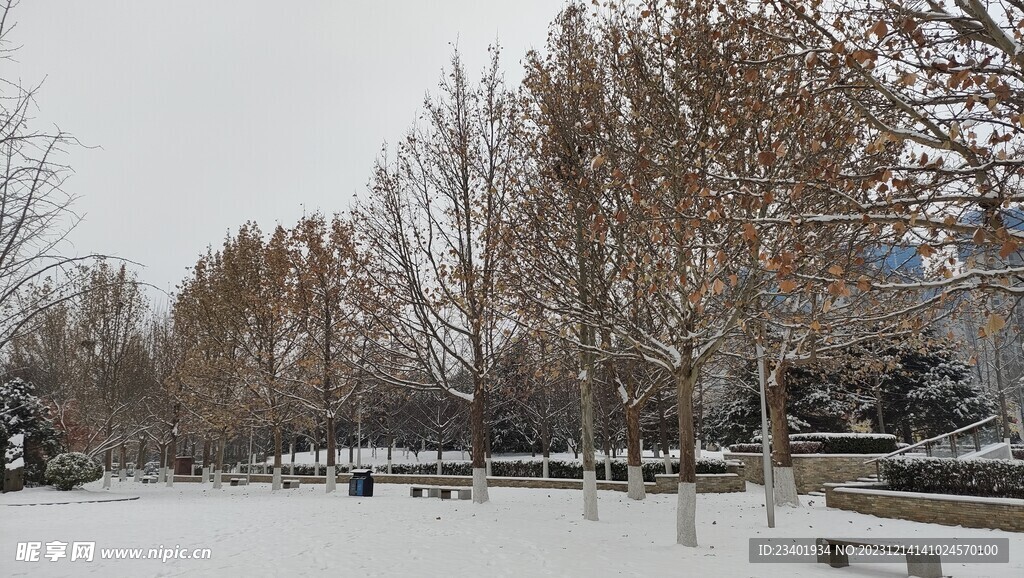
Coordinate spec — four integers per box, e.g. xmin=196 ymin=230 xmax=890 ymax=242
xmin=377 ymin=458 xmax=728 ymax=482
xmin=239 ymin=463 xmax=353 ymax=475
xmin=1011 ymin=445 xmax=1023 ymax=460
xmin=727 ymin=441 xmax=823 ymax=454
xmin=45 ymin=453 xmax=102 ymax=491
xmin=746 ymin=432 xmax=897 ymax=454
xmin=790 ymin=433 xmax=897 ymax=454
xmin=879 ymin=456 xmax=1024 ymax=499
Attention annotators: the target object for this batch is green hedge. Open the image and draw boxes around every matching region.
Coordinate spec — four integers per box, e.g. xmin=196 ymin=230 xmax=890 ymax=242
xmin=789 ymin=433 xmax=896 ymax=454
xmin=376 ymin=458 xmax=728 ymax=482
xmin=745 ymin=433 xmax=897 ymax=454
xmin=727 ymin=441 xmax=823 ymax=454
xmin=879 ymin=457 xmax=1024 ymax=499
xmin=239 ymin=463 xmax=353 ymax=475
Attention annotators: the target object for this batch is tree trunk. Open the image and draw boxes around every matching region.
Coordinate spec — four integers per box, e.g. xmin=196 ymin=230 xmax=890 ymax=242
xmin=272 ymin=426 xmax=283 ymax=491
xmin=202 ymin=439 xmax=211 ymax=484
xmin=767 ymin=366 xmax=800 ymax=507
xmin=386 ymin=433 xmax=394 ymax=474
xmin=134 ymin=436 xmax=146 ymax=482
xmin=213 ymin=433 xmax=225 ymax=489
xmin=580 ymin=347 xmax=599 ymax=521
xmin=470 ymin=384 xmax=489 ymax=503
xmin=625 ymin=403 xmax=645 ymax=500
xmin=165 ymin=432 xmax=177 ymax=487
xmin=676 ymin=369 xmax=697 ymax=547
xmin=118 ymin=443 xmax=127 ymax=482
xmin=326 ymin=414 xmax=337 ymax=493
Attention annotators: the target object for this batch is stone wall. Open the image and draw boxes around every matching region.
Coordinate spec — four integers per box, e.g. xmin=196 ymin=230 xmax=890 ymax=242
xmin=723 ymin=452 xmax=883 ymax=494
xmin=173 ymin=471 xmax=745 ymax=494
xmin=2 ymin=467 xmax=24 ymax=493
xmin=824 ymin=483 xmax=1024 ymax=533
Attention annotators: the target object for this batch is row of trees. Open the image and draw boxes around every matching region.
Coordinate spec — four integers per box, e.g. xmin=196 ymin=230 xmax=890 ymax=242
xmin=3 ymin=0 xmax=1023 ymax=549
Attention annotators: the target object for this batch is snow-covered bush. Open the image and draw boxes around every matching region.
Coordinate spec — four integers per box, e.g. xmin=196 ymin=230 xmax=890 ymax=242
xmin=1012 ymin=445 xmax=1024 ymax=460
xmin=239 ymin=463 xmax=352 ymax=475
xmin=46 ymin=453 xmax=102 ymax=491
xmin=747 ymin=432 xmax=897 ymax=454
xmin=879 ymin=456 xmax=1024 ymax=499
xmin=789 ymin=433 xmax=896 ymax=454
xmin=727 ymin=441 xmax=823 ymax=454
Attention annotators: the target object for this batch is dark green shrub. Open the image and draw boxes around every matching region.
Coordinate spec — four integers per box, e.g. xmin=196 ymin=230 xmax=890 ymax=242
xmin=46 ymin=453 xmax=102 ymax=491
xmin=879 ymin=456 xmax=1024 ymax=499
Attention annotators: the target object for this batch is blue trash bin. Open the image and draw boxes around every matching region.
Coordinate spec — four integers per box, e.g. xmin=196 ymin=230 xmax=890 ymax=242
xmin=349 ymin=469 xmax=374 ymax=497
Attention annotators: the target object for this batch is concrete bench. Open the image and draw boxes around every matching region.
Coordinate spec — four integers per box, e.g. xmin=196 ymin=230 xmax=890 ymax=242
xmin=229 ymin=478 xmax=248 ymax=486
xmin=816 ymin=538 xmax=941 ymax=578
xmin=282 ymin=480 xmax=300 ymax=489
xmin=410 ymin=485 xmax=471 ymax=500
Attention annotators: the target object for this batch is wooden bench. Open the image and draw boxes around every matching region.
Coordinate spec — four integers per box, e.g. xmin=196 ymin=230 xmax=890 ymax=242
xmin=410 ymin=485 xmax=471 ymax=500
xmin=229 ymin=478 xmax=248 ymax=486
xmin=816 ymin=538 xmax=942 ymax=578
xmin=281 ymin=480 xmax=300 ymax=489
xmin=140 ymin=476 xmax=157 ymax=484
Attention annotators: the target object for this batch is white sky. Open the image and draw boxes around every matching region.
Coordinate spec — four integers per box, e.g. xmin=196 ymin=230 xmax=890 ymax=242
xmin=9 ymin=1 xmax=562 ymax=305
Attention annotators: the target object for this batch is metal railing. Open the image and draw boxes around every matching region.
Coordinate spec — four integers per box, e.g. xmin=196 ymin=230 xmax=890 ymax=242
xmin=865 ymin=415 xmax=999 ymax=465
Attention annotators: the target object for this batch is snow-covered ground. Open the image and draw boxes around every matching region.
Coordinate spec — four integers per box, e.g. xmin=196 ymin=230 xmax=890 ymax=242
xmin=265 ymin=448 xmax=725 ymax=466
xmin=3 ymin=480 xmax=1020 ymax=577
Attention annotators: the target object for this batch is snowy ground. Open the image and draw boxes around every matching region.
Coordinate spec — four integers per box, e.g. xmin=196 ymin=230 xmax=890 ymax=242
xmin=3 ymin=480 xmax=1020 ymax=577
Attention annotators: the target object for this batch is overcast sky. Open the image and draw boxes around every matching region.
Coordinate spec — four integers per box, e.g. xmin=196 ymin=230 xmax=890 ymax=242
xmin=10 ymin=1 xmax=562 ymax=306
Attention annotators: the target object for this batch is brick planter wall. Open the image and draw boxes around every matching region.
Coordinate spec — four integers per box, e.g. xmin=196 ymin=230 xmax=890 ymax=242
xmin=723 ymin=452 xmax=884 ymax=494
xmin=174 ymin=471 xmax=745 ymax=494
xmin=824 ymin=483 xmax=1024 ymax=533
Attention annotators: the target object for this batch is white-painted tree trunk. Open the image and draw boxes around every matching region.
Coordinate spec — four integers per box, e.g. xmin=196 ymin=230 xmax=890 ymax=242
xmin=472 ymin=468 xmax=489 ymax=504
xmin=435 ymin=459 xmax=442 ymax=475
xmin=158 ymin=467 xmax=166 ymax=484
xmin=626 ymin=465 xmax=646 ymax=500
xmin=603 ymin=456 xmax=612 ymax=481
xmin=773 ymin=466 xmax=800 ymax=507
xmin=132 ymin=469 xmax=141 ymax=483
xmin=314 ymin=463 xmax=320 ymax=476
xmin=325 ymin=465 xmax=336 ymax=493
xmin=213 ymin=469 xmax=222 ymax=489
xmin=542 ymin=457 xmax=549 ymax=478
xmin=165 ymin=468 xmax=174 ymax=487
xmin=386 ymin=459 xmax=392 ymax=474
xmin=289 ymin=462 xmax=295 ymax=475
xmin=485 ymin=457 xmax=492 ymax=477
xmin=118 ymin=468 xmax=126 ymax=482
xmin=272 ymin=467 xmax=282 ymax=491
xmin=102 ymin=470 xmax=111 ymax=489
xmin=663 ymin=454 xmax=673 ymax=475
xmin=676 ymin=482 xmax=697 ymax=547
xmin=202 ymin=466 xmax=210 ymax=484
xmin=695 ymin=440 xmax=702 ymax=459
xmin=583 ymin=470 xmax=598 ymax=521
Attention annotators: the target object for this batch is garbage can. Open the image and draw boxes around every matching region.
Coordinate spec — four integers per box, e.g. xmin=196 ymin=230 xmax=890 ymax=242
xmin=349 ymin=469 xmax=374 ymax=497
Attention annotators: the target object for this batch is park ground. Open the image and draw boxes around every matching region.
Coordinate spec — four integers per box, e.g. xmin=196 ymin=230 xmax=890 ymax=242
xmin=2 ymin=477 xmax=1021 ymax=577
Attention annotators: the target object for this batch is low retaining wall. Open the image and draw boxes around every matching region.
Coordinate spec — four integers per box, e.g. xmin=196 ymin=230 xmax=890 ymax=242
xmin=824 ymin=483 xmax=1024 ymax=533
xmin=173 ymin=472 xmax=745 ymax=494
xmin=723 ymin=452 xmax=884 ymax=494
